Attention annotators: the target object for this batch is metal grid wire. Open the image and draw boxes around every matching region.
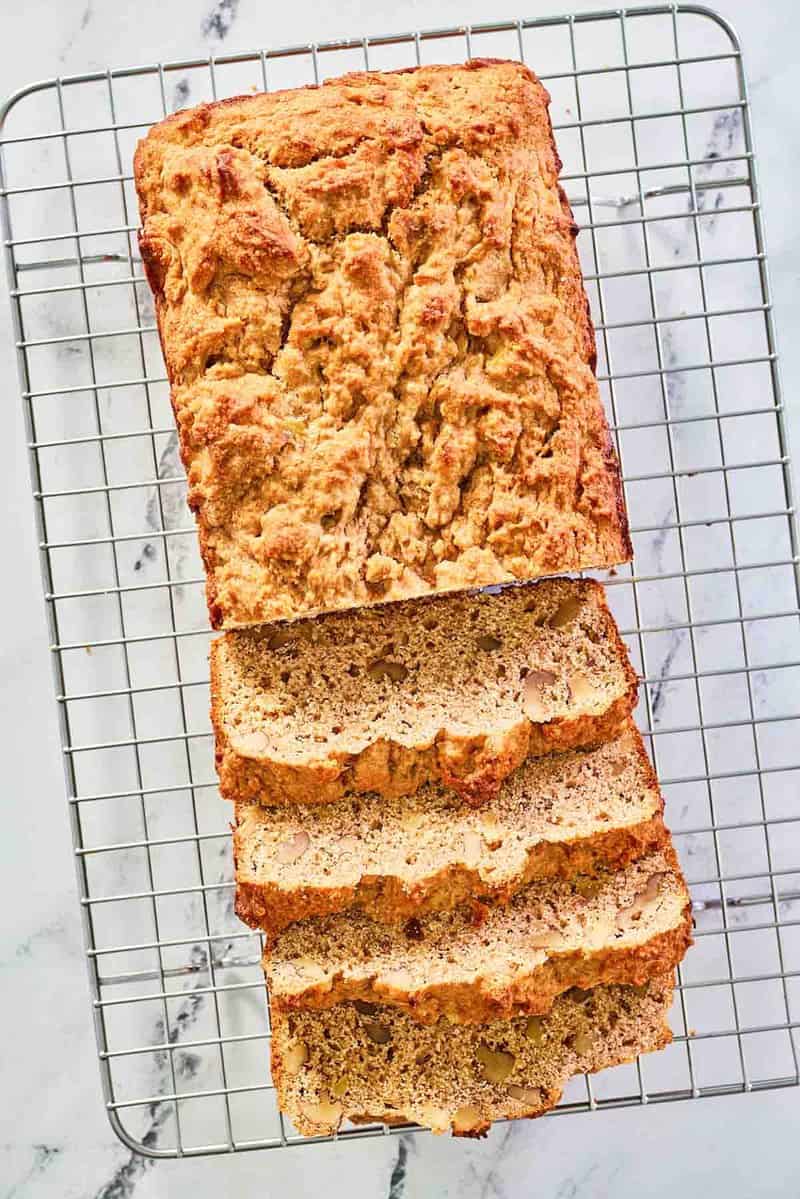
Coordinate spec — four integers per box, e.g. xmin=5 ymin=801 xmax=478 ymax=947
xmin=1 ymin=2 xmax=799 ymax=1158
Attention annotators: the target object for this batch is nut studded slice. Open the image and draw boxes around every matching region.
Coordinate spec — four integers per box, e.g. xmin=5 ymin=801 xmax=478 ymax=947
xmin=271 ymin=974 xmax=674 ymax=1137
xmin=265 ymin=850 xmax=691 ymax=1023
xmin=235 ymin=720 xmax=667 ymax=939
xmin=212 ymin=578 xmax=637 ymax=806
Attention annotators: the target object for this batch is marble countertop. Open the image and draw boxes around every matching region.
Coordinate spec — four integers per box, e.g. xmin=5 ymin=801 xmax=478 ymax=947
xmin=1 ymin=1 xmax=799 ymax=1196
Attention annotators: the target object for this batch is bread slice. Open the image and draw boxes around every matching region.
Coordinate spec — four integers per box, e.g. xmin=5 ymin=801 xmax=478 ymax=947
xmin=271 ymin=973 xmax=674 ymax=1137
xmin=212 ymin=578 xmax=638 ymax=806
xmin=235 ymin=720 xmax=667 ymax=939
xmin=265 ymin=849 xmax=691 ymax=1023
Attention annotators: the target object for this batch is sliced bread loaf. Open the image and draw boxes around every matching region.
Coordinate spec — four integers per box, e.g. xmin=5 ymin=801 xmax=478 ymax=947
xmin=212 ymin=578 xmax=637 ymax=806
xmin=271 ymin=974 xmax=674 ymax=1137
xmin=265 ymin=849 xmax=691 ymax=1022
xmin=235 ymin=720 xmax=667 ymax=939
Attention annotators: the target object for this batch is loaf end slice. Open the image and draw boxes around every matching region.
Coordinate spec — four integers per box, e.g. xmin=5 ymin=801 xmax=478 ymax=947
xmin=235 ymin=720 xmax=667 ymax=939
xmin=265 ymin=848 xmax=691 ymax=1022
xmin=135 ymin=60 xmax=630 ymax=630
xmin=212 ymin=578 xmax=638 ymax=806
xmin=271 ymin=974 xmax=674 ymax=1137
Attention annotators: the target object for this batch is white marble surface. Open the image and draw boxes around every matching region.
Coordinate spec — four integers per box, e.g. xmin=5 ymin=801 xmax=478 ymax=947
xmin=1 ymin=1 xmax=800 ymax=1196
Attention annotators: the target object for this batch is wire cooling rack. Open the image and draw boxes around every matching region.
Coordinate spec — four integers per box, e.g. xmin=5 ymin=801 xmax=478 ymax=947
xmin=1 ymin=1 xmax=799 ymax=1158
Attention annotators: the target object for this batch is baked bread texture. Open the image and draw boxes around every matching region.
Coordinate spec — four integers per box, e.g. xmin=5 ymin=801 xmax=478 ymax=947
xmin=134 ymin=59 xmax=630 ymax=629
xmin=235 ymin=720 xmax=667 ymax=939
xmin=265 ymin=849 xmax=690 ymax=1023
xmin=212 ymin=578 xmax=638 ymax=806
xmin=271 ymin=974 xmax=674 ymax=1136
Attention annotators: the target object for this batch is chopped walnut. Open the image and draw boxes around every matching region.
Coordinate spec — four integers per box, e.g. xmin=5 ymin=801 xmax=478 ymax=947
xmin=276 ymin=831 xmax=310 ymax=863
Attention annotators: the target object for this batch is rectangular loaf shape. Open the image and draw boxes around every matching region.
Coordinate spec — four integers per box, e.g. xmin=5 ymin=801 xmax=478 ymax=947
xmin=134 ymin=59 xmax=631 ymax=628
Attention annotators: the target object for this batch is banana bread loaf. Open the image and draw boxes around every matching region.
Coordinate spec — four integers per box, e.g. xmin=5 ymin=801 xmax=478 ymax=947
xmin=271 ymin=974 xmax=674 ymax=1136
xmin=134 ymin=60 xmax=630 ymax=629
xmin=212 ymin=578 xmax=638 ymax=806
xmin=235 ymin=720 xmax=667 ymax=938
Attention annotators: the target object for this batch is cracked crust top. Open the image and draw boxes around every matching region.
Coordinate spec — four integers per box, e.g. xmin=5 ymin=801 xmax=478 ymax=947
xmin=134 ymin=60 xmax=631 ymax=628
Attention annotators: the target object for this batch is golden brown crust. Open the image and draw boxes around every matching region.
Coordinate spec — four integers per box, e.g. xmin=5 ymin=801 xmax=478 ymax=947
xmin=210 ymin=578 xmax=639 ymax=807
xmin=135 ymin=60 xmax=630 ymax=628
xmin=265 ymin=848 xmax=692 ymax=1023
xmin=344 ymin=1095 xmax=559 ymax=1137
xmin=218 ymin=695 xmax=635 ymax=808
xmin=234 ymin=721 xmax=669 ymax=934
xmin=235 ymin=811 xmax=668 ymax=940
xmin=273 ymin=922 xmax=689 ymax=1025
